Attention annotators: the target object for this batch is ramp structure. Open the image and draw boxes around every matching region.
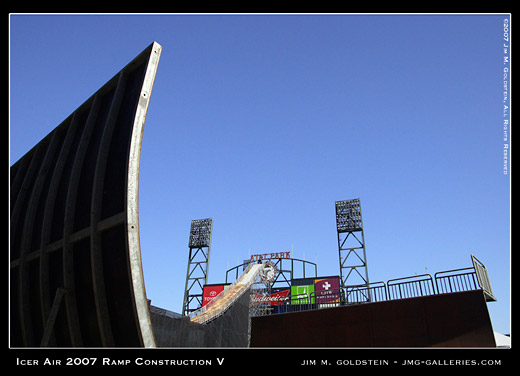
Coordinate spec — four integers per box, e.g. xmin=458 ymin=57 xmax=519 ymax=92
xmin=10 ymin=42 xmax=162 ymax=347
xmin=190 ymin=263 xmax=266 ymax=324
xmin=249 ymin=254 xmax=497 ymax=347
xmin=250 ymin=289 xmax=496 ymax=347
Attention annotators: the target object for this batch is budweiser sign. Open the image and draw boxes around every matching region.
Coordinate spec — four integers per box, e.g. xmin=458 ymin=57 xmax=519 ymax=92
xmin=251 ymin=289 xmax=290 ymax=306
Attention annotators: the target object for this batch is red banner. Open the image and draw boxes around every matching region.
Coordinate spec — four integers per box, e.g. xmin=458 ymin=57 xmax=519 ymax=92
xmin=252 ymin=289 xmax=290 ymax=306
xmin=202 ymin=285 xmax=225 ymax=307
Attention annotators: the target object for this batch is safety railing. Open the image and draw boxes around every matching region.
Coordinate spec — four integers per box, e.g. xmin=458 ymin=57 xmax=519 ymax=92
xmin=387 ymin=274 xmax=436 ymax=300
xmin=472 ymin=254 xmax=496 ymax=302
xmin=345 ymin=281 xmax=387 ymax=304
xmin=251 ymin=255 xmax=496 ymax=317
xmin=434 ymin=267 xmax=478 ymax=295
xmin=433 ymin=256 xmax=496 ymax=301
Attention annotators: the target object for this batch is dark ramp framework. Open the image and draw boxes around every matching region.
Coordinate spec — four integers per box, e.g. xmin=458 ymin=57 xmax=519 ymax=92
xmin=10 ymin=42 xmax=162 ymax=347
xmin=250 ymin=290 xmax=496 ymax=347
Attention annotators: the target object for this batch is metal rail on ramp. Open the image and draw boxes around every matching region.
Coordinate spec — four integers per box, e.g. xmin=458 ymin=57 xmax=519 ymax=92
xmin=189 ymin=263 xmax=266 ymax=324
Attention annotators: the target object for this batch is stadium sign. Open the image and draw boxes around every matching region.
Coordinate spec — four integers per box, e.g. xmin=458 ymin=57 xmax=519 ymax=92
xmin=315 ymin=277 xmax=341 ymax=303
xmin=251 ymin=288 xmax=291 ymax=306
xmin=202 ymin=284 xmax=230 ymax=307
xmin=250 ymin=252 xmax=291 ymax=261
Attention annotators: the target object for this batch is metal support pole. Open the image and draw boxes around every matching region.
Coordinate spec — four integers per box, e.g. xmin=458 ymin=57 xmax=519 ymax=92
xmin=182 ymin=218 xmax=213 ymax=316
xmin=335 ymin=199 xmax=371 ymax=302
xmin=40 ymin=288 xmax=70 ymax=347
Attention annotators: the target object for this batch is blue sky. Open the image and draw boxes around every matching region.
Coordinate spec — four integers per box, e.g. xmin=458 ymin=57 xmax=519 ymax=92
xmin=9 ymin=14 xmax=510 ymax=334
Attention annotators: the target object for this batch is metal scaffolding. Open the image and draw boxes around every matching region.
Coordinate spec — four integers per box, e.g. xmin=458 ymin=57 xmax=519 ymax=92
xmin=335 ymin=199 xmax=371 ymax=301
xmin=182 ymin=218 xmax=213 ymax=316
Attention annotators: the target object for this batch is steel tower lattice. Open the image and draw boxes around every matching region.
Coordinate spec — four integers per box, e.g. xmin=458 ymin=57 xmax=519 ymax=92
xmin=335 ymin=199 xmax=371 ymax=302
xmin=182 ymin=218 xmax=213 ymax=316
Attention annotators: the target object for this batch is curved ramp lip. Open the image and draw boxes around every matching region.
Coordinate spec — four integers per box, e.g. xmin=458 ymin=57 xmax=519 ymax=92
xmin=10 ymin=41 xmax=163 ymax=347
xmin=127 ymin=41 xmax=162 ymax=348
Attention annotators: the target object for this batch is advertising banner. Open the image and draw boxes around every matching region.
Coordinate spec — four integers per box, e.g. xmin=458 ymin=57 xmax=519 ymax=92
xmin=291 ymin=284 xmax=315 ymax=305
xmin=202 ymin=284 xmax=227 ymax=307
xmin=251 ymin=288 xmax=290 ymax=306
xmin=314 ymin=277 xmax=341 ymax=303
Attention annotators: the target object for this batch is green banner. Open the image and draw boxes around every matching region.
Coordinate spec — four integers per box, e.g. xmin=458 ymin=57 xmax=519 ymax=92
xmin=291 ymin=284 xmax=315 ymax=305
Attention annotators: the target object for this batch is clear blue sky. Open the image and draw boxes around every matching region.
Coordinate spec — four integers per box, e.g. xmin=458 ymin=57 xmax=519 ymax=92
xmin=9 ymin=14 xmax=510 ymax=334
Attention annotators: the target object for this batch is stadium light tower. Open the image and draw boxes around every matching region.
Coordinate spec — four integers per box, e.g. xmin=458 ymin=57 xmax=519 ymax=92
xmin=182 ymin=218 xmax=213 ymax=316
xmin=335 ymin=199 xmax=371 ymax=301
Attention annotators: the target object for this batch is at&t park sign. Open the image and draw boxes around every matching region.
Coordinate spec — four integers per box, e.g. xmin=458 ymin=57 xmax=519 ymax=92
xmin=249 ymin=252 xmax=291 ymax=261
